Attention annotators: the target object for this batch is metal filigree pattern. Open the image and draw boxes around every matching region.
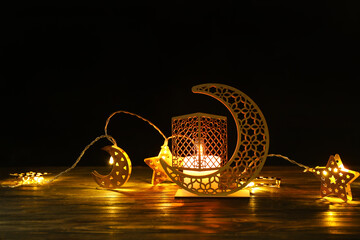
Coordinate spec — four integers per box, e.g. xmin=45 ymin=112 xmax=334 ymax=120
xmin=92 ymin=145 xmax=132 ymax=189
xmin=172 ymin=113 xmax=227 ymax=170
xmin=161 ymin=83 xmax=269 ymax=196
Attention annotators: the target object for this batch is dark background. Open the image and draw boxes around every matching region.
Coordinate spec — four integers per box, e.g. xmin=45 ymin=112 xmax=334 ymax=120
xmin=2 ymin=2 xmax=360 ymax=168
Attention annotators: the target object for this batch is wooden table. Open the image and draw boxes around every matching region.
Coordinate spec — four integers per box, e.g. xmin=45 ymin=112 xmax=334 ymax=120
xmin=1 ymin=166 xmax=360 ymax=239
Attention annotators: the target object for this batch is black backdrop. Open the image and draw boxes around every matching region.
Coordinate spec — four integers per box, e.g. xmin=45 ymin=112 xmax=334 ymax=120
xmin=2 ymin=2 xmax=360 ymax=168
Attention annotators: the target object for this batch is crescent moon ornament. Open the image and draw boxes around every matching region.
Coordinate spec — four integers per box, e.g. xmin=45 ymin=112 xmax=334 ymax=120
xmin=161 ymin=83 xmax=270 ymax=196
xmin=92 ymin=145 xmax=132 ymax=189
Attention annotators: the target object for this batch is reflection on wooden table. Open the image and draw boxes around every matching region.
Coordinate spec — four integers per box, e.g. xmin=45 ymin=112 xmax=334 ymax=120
xmin=1 ymin=166 xmax=360 ymax=239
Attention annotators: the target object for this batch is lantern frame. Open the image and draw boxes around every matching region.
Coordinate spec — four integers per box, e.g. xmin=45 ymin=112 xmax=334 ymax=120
xmin=171 ymin=112 xmax=228 ymax=171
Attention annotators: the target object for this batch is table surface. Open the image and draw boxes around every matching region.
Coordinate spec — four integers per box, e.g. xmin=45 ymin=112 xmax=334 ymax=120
xmin=1 ymin=165 xmax=360 ymax=240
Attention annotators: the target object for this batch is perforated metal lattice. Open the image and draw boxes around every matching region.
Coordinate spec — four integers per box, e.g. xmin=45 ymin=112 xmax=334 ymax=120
xmin=171 ymin=113 xmax=227 ymax=171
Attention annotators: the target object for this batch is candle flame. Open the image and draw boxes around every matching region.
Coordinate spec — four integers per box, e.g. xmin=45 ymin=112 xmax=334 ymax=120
xmin=199 ymin=144 xmax=204 ymax=156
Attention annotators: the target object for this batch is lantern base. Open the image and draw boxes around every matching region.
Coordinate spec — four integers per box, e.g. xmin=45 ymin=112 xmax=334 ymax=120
xmin=175 ymin=189 xmax=250 ymax=198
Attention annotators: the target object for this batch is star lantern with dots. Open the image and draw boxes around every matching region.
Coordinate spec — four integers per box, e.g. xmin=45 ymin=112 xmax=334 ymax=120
xmin=144 ymin=142 xmax=173 ymax=185
xmin=314 ymin=154 xmax=359 ymax=202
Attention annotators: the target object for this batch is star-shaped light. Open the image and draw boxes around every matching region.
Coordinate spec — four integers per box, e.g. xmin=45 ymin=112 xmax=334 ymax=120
xmin=314 ymin=154 xmax=359 ymax=202
xmin=144 ymin=143 xmax=173 ymax=185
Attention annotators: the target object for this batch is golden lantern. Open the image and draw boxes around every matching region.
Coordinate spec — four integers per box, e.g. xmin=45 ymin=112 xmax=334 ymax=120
xmin=160 ymin=84 xmax=269 ymax=197
xmin=171 ymin=112 xmax=228 ymax=174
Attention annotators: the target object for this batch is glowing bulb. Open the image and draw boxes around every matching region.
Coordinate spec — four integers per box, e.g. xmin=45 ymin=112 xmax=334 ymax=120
xmin=9 ymin=171 xmax=48 ymax=186
xmin=246 ymin=182 xmax=255 ymax=188
xmin=34 ymin=176 xmax=44 ymax=184
xmin=323 ymin=170 xmax=328 ymax=176
xmin=109 ymin=156 xmax=114 ymax=165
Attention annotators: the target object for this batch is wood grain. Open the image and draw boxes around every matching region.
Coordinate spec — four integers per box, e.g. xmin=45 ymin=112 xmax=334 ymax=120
xmin=1 ymin=166 xmax=360 ymax=239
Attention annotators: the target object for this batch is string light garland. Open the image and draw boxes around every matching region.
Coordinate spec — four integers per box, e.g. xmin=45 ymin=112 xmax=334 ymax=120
xmin=96 ymin=110 xmax=170 ymax=188
xmin=268 ymin=154 xmax=359 ymax=202
xmin=2 ymin=111 xmax=167 ymax=189
xmin=1 ymin=83 xmax=358 ymax=203
xmin=92 ymin=110 xmax=169 ymax=189
xmin=1 ymin=135 xmax=112 ymax=188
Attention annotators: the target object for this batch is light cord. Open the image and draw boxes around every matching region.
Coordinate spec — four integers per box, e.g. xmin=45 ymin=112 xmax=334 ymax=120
xmin=104 ymin=110 xmax=166 ymax=143
xmin=45 ymin=135 xmax=111 ymax=184
xmin=267 ymin=154 xmax=313 ymax=172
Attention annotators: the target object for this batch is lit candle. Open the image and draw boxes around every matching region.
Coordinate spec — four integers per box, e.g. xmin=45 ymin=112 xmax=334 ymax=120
xmin=183 ymin=144 xmax=221 ymax=170
xmin=182 ymin=144 xmax=221 ymax=188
